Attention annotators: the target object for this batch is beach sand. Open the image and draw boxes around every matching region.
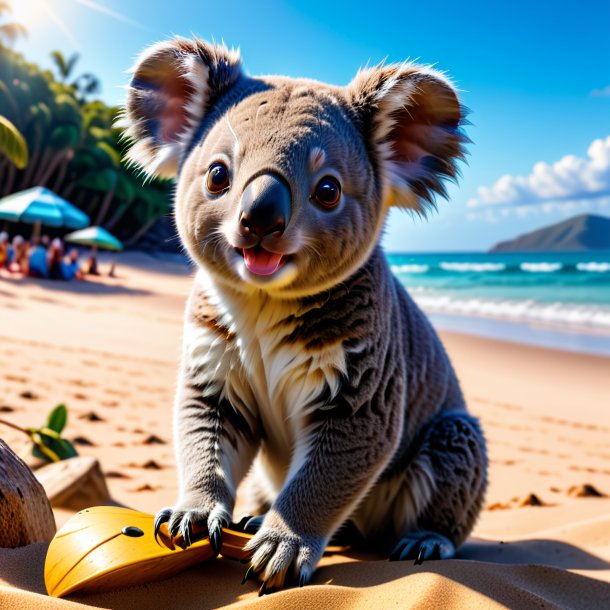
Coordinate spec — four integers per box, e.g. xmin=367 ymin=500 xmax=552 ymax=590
xmin=1 ymin=253 xmax=609 ymax=608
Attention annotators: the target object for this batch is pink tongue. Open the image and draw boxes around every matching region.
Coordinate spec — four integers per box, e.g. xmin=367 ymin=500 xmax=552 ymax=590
xmin=243 ymin=247 xmax=284 ymax=276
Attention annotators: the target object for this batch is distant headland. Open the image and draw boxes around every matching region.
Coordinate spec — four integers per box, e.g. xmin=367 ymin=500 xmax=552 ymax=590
xmin=490 ymin=214 xmax=610 ymax=252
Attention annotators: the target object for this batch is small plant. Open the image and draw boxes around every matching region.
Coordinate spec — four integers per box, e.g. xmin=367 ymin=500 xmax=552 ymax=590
xmin=0 ymin=404 xmax=78 ymax=462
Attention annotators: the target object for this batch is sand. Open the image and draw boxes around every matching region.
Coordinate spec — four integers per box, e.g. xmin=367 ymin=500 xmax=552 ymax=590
xmin=1 ymin=253 xmax=609 ymax=609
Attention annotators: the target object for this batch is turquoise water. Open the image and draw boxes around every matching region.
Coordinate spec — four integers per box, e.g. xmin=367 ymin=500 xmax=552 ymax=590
xmin=387 ymin=252 xmax=610 ymax=353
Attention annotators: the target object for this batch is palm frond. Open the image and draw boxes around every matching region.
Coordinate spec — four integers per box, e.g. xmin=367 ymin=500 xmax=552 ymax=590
xmin=0 ymin=114 xmax=29 ymax=169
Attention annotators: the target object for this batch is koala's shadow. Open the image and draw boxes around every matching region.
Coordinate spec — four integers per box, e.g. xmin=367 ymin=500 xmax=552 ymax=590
xmin=314 ymin=536 xmax=609 ymax=594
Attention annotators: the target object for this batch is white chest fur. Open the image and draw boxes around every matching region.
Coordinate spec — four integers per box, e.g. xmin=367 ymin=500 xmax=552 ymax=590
xmin=184 ymin=271 xmax=348 ymax=489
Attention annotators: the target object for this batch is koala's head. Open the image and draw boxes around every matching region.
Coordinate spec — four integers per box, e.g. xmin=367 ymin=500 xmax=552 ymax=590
xmin=123 ymin=38 xmax=467 ymax=298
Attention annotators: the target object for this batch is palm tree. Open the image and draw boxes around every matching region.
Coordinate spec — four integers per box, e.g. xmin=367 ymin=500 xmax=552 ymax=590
xmin=0 ymin=1 xmax=26 ymax=47
xmin=50 ymin=50 xmax=101 ymax=102
xmin=49 ymin=50 xmax=80 ymax=83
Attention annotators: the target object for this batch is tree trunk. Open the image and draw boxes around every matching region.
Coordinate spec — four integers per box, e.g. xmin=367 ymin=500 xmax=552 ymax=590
xmin=37 ymin=148 xmax=74 ymax=187
xmin=18 ymin=124 xmax=43 ymax=190
xmin=104 ymin=200 xmax=130 ymax=231
xmin=125 ymin=215 xmax=158 ymax=246
xmin=94 ymin=185 xmax=117 ymax=226
xmin=51 ymin=151 xmax=73 ymax=193
xmin=0 ymin=439 xmax=56 ymax=548
xmin=84 ymin=192 xmax=101 ymax=217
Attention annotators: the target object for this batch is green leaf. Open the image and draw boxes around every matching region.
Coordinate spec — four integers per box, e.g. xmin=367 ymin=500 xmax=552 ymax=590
xmin=31 ymin=432 xmax=61 ymax=462
xmin=32 ymin=430 xmax=78 ymax=462
xmin=46 ymin=404 xmax=67 ymax=433
xmin=0 ymin=114 xmax=28 ymax=169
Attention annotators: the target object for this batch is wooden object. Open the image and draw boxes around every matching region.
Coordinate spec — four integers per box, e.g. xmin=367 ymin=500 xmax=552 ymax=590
xmin=44 ymin=506 xmax=251 ymax=597
xmin=0 ymin=439 xmax=56 ymax=547
xmin=35 ymin=456 xmax=111 ymax=511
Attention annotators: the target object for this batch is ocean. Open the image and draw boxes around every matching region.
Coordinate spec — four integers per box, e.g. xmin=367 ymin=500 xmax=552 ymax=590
xmin=387 ymin=252 xmax=610 ymax=356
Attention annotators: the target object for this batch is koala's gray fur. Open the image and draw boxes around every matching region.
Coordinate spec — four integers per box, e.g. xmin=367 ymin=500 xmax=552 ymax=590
xmin=123 ymin=37 xmax=487 ymax=592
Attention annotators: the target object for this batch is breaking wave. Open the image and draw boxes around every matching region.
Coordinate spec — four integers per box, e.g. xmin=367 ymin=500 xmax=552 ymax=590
xmin=412 ymin=293 xmax=610 ymax=330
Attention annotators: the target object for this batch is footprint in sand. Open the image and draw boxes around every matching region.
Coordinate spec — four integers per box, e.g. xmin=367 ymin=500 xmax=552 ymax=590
xmin=4 ymin=374 xmax=27 ymax=383
xmin=487 ymin=493 xmax=549 ymax=510
xmin=124 ymin=460 xmax=164 ymax=470
xmin=133 ymin=484 xmax=160 ymax=492
xmin=142 ymin=460 xmax=163 ymax=470
xmin=105 ymin=471 xmax=131 ymax=479
xmin=568 ymin=484 xmax=606 ymax=498
xmin=78 ymin=411 xmax=105 ymax=422
xmin=19 ymin=391 xmax=38 ymax=400
xmin=142 ymin=434 xmax=167 ymax=445
xmin=72 ymin=436 xmax=96 ymax=447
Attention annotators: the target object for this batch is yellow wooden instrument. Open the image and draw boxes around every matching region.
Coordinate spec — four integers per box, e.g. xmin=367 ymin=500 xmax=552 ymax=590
xmin=44 ymin=506 xmax=251 ymax=598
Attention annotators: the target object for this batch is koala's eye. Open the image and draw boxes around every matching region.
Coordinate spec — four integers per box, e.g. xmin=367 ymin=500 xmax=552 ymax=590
xmin=311 ymin=176 xmax=341 ymax=209
xmin=206 ymin=162 xmax=230 ymax=194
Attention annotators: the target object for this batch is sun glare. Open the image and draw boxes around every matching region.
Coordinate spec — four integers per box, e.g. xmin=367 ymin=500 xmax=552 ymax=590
xmin=11 ymin=0 xmax=145 ymax=51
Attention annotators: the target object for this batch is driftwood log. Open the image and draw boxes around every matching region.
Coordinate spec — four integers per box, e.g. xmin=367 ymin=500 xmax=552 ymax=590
xmin=0 ymin=439 xmax=56 ymax=547
xmin=35 ymin=456 xmax=111 ymax=511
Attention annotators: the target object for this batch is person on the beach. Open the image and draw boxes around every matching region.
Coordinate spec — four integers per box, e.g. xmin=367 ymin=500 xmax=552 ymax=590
xmin=83 ymin=253 xmax=99 ymax=276
xmin=8 ymin=235 xmax=28 ymax=274
xmin=47 ymin=238 xmax=64 ymax=280
xmin=61 ymin=249 xmax=82 ymax=281
xmin=28 ymin=238 xmax=49 ymax=279
xmin=0 ymin=232 xmax=8 ymax=270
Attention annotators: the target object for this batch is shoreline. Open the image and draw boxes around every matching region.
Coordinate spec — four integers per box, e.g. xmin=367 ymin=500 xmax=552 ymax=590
xmin=430 ymin=311 xmax=610 ymax=357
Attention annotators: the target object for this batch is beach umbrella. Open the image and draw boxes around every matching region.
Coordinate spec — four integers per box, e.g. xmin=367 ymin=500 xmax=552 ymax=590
xmin=64 ymin=226 xmax=123 ymax=251
xmin=64 ymin=226 xmax=123 ymax=277
xmin=0 ymin=187 xmax=89 ymax=240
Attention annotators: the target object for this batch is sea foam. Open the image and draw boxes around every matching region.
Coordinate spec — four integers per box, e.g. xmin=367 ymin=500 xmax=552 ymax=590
xmin=412 ymin=293 xmax=610 ymax=330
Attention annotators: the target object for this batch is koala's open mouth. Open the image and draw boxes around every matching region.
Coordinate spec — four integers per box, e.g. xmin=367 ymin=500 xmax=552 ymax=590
xmin=238 ymin=246 xmax=288 ymax=276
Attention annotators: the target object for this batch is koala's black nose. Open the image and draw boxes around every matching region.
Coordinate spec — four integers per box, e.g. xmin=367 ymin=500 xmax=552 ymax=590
xmin=239 ymin=174 xmax=291 ymax=239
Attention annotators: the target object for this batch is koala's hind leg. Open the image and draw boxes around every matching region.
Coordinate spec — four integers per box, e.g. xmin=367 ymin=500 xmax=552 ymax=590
xmin=389 ymin=411 xmax=487 ymax=563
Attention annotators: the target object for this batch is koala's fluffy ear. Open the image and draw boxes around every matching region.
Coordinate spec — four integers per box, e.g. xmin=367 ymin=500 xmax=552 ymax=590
xmin=122 ymin=38 xmax=242 ymax=178
xmin=347 ymin=64 xmax=469 ymax=213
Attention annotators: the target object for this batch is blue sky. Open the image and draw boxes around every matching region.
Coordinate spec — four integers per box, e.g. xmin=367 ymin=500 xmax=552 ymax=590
xmin=10 ymin=0 xmax=610 ymax=251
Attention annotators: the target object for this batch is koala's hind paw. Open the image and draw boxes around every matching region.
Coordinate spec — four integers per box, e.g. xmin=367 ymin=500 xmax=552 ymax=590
xmin=153 ymin=502 xmax=229 ymax=554
xmin=242 ymin=517 xmax=325 ymax=594
xmin=389 ymin=531 xmax=455 ymax=564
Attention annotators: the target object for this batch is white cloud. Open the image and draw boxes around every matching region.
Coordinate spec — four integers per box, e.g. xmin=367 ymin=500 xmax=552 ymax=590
xmin=591 ymin=86 xmax=610 ymax=97
xmin=468 ymin=135 xmax=610 ymax=211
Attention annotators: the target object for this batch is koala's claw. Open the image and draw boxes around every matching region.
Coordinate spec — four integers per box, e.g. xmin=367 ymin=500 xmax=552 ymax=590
xmin=243 ymin=514 xmax=265 ymax=534
xmin=210 ymin=526 xmax=222 ymax=556
xmin=389 ymin=531 xmax=455 ymax=564
xmin=241 ymin=564 xmax=255 ymax=585
xmin=243 ymin=521 xmax=322 ymax=592
xmin=153 ymin=503 xmax=229 ymax=552
xmin=153 ymin=508 xmax=172 ymax=545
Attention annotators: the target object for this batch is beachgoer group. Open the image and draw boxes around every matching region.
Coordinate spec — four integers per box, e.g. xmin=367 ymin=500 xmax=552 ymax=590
xmin=0 ymin=232 xmax=92 ymax=281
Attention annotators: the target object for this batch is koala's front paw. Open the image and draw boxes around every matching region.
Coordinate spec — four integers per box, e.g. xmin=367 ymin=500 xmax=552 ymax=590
xmin=154 ymin=499 xmax=230 ymax=554
xmin=242 ymin=513 xmax=325 ymax=594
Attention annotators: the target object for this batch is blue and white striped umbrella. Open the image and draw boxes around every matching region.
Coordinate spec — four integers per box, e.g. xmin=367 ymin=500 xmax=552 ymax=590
xmin=0 ymin=187 xmax=89 ymax=229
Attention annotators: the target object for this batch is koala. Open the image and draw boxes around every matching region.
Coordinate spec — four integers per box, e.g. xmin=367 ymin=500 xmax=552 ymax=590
xmin=123 ymin=38 xmax=487 ymax=593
